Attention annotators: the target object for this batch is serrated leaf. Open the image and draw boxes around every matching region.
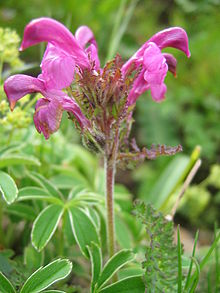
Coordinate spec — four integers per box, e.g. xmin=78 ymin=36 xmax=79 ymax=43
xmin=0 ymin=272 xmax=16 ymax=293
xmin=20 ymin=258 xmax=72 ymax=293
xmin=87 ymin=242 xmax=102 ymax=292
xmin=18 ymin=187 xmax=62 ymax=204
xmin=0 ymin=155 xmax=40 ymax=168
xmin=6 ymin=203 xmax=37 ymax=221
xmin=28 ymin=172 xmax=63 ymax=199
xmin=0 ymin=171 xmax=18 ymax=204
xmin=68 ymin=207 xmax=99 ymax=258
xmin=97 ymin=249 xmax=135 ymax=289
xmin=31 ymin=205 xmax=64 ymax=251
xmin=99 ymin=276 xmax=145 ymax=293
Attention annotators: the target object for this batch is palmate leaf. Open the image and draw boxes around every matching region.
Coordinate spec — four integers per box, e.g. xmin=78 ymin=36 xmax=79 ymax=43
xmin=20 ymin=259 xmax=72 ymax=293
xmin=87 ymin=242 xmax=102 ymax=292
xmin=0 ymin=171 xmax=18 ymax=204
xmin=0 ymin=272 xmax=16 ymax=293
xmin=42 ymin=290 xmax=65 ymax=293
xmin=96 ymin=249 xmax=135 ymax=289
xmin=6 ymin=203 xmax=37 ymax=221
xmin=68 ymin=207 xmax=100 ymax=258
xmin=0 ymin=155 xmax=40 ymax=168
xmin=31 ymin=204 xmax=64 ymax=251
xmin=99 ymin=276 xmax=145 ymax=293
xmin=27 ymin=172 xmax=63 ymax=199
xmin=17 ymin=187 xmax=62 ymax=204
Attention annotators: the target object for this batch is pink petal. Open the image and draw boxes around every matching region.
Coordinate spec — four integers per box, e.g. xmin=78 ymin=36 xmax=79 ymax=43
xmin=122 ymin=27 xmax=190 ymax=76
xmin=4 ymin=74 xmax=45 ymax=110
xmin=61 ymin=96 xmax=91 ymax=129
xmin=34 ymin=98 xmax=63 ymax=139
xmin=75 ymin=25 xmax=97 ymax=48
xmin=20 ymin=17 xmax=89 ymax=68
xmin=86 ymin=44 xmax=100 ymax=70
xmin=75 ymin=26 xmax=100 ymax=70
xmin=163 ymin=53 xmax=177 ymax=76
xmin=127 ymin=71 xmax=149 ymax=106
xmin=149 ymin=27 xmax=191 ymax=57
xmin=43 ymin=89 xmax=91 ymax=130
xmin=41 ymin=43 xmax=75 ymax=90
xmin=150 ymin=84 xmax=167 ymax=102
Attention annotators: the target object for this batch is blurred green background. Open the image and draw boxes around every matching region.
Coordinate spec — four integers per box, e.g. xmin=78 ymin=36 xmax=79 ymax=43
xmin=0 ymin=0 xmax=219 ymax=229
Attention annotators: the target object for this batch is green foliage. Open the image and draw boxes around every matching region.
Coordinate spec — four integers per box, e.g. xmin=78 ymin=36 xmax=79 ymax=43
xmin=68 ymin=207 xmax=100 ymax=258
xmin=0 ymin=259 xmax=71 ymax=293
xmin=96 ymin=249 xmax=135 ymax=289
xmin=87 ymin=245 xmax=139 ymax=293
xmin=0 ymin=27 xmax=22 ymax=69
xmin=0 ymin=171 xmax=18 ymax=204
xmin=0 ymin=271 xmax=16 ymax=293
xmin=98 ymin=276 xmax=145 ymax=293
xmin=134 ymin=201 xmax=180 ymax=292
xmin=32 ymin=205 xmax=64 ymax=251
xmin=20 ymin=259 xmax=72 ymax=293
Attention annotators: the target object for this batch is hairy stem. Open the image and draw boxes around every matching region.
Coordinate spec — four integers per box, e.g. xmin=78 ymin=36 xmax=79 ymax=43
xmin=104 ymin=125 xmax=120 ymax=258
xmin=105 ymin=156 xmax=116 ymax=258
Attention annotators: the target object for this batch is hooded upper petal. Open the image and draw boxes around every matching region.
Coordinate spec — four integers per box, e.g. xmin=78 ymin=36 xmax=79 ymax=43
xmin=4 ymin=74 xmax=45 ymax=110
xmin=20 ymin=17 xmax=89 ymax=68
xmin=75 ymin=25 xmax=97 ymax=48
xmin=41 ymin=43 xmax=75 ymax=90
xmin=148 ymin=27 xmax=190 ymax=57
xmin=75 ymin=26 xmax=100 ymax=70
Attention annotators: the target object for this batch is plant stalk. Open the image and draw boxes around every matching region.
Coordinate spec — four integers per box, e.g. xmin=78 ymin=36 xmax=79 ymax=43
xmin=104 ymin=155 xmax=116 ymax=258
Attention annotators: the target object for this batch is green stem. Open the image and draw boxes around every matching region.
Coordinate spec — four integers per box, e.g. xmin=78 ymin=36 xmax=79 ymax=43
xmin=104 ymin=125 xmax=120 ymax=258
xmin=104 ymin=156 xmax=116 ymax=258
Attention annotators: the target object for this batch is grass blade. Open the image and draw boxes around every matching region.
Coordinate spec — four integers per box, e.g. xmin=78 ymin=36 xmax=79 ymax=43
xmin=184 ymin=230 xmax=199 ymax=290
xmin=215 ymin=223 xmax=219 ymax=293
xmin=106 ymin=0 xmax=139 ymax=61
xmin=189 ymin=257 xmax=200 ymax=293
xmin=177 ymin=225 xmax=182 ymax=293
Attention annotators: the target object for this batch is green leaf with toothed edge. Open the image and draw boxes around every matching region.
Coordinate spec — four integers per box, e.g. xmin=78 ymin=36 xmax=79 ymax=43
xmin=97 ymin=249 xmax=135 ymax=289
xmin=0 ymin=272 xmax=16 ymax=293
xmin=0 ymin=171 xmax=18 ymax=204
xmin=20 ymin=259 xmax=72 ymax=293
xmin=99 ymin=276 xmax=145 ymax=293
xmin=31 ymin=204 xmax=64 ymax=251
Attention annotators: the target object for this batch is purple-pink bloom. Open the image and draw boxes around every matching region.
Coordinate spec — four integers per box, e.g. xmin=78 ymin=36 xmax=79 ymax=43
xmin=21 ymin=17 xmax=100 ymax=90
xmin=4 ymin=74 xmax=90 ymax=139
xmin=3 ymin=17 xmax=100 ymax=139
xmin=122 ymin=27 xmax=190 ymax=105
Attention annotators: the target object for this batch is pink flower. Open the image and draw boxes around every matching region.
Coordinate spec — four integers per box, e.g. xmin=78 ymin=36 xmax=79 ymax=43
xmin=4 ymin=74 xmax=90 ymax=139
xmin=122 ymin=27 xmax=190 ymax=105
xmin=20 ymin=17 xmax=100 ymax=90
xmin=3 ymin=18 xmax=100 ymax=139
